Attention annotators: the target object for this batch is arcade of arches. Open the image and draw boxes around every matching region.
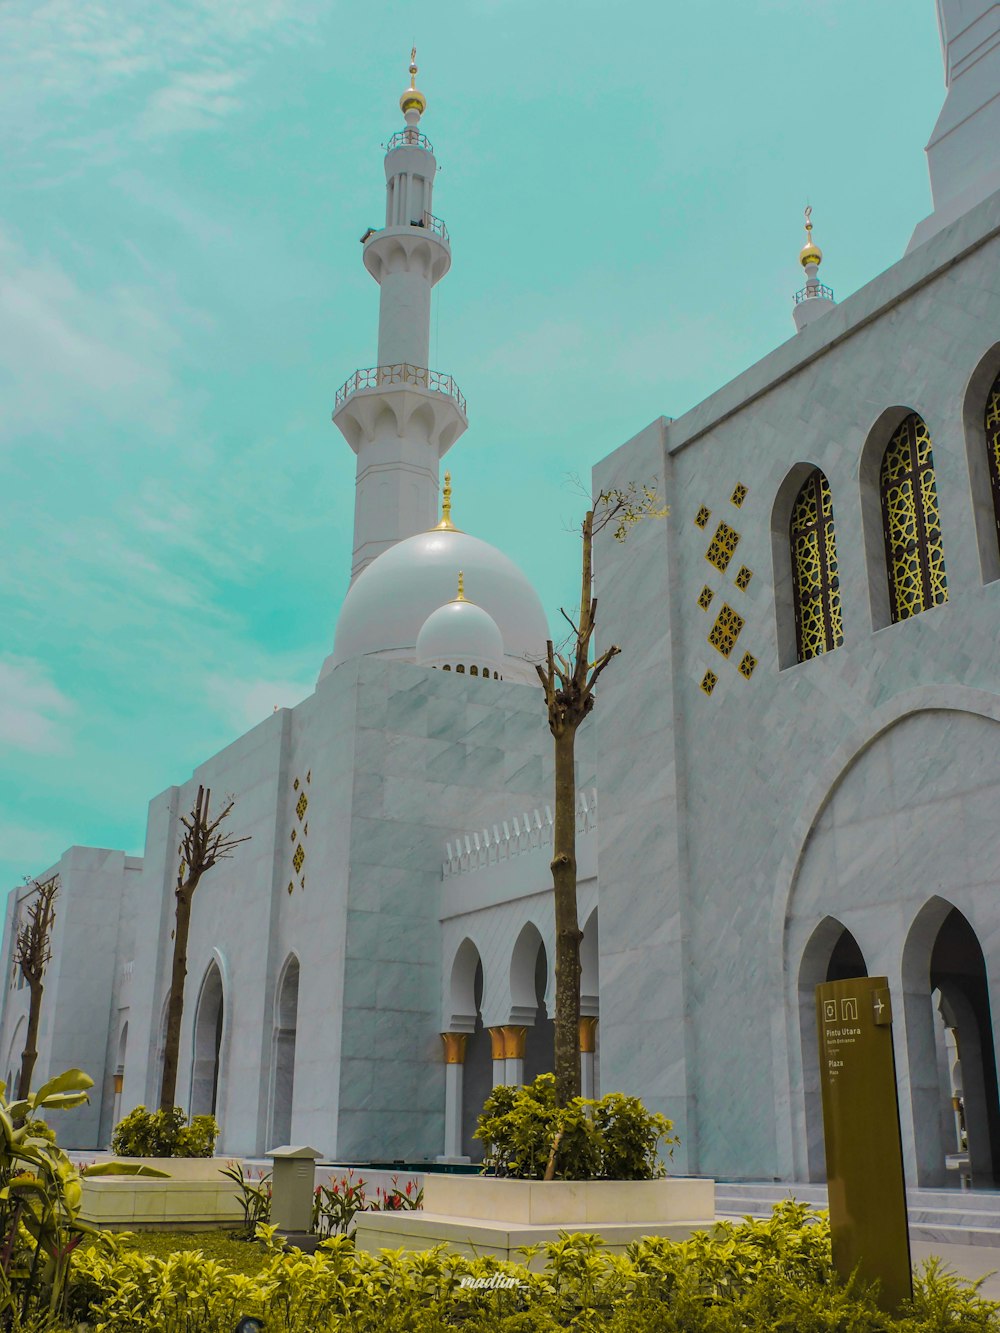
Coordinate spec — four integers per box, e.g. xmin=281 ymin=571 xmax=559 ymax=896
xmin=442 ymin=910 xmax=600 ymax=1162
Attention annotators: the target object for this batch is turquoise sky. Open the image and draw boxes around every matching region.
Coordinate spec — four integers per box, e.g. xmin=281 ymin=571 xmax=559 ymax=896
xmin=1 ymin=1 xmax=943 ymax=887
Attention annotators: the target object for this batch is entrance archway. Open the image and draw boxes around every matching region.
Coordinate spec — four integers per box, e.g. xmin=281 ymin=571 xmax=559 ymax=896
xmin=191 ymin=964 xmax=225 ymax=1119
xmin=904 ymin=900 xmax=1000 ymax=1186
xmin=798 ymin=917 xmax=869 ymax=1180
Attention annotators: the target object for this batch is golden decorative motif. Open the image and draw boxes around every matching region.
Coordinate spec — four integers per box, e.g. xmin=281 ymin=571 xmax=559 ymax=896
xmin=290 ymin=830 xmax=296 ymax=842
xmin=287 ymin=881 xmax=294 ymax=895
xmin=434 ymin=471 xmax=456 ymax=530
xmin=791 ymin=468 xmax=844 ymax=661
xmin=400 ymin=46 xmax=427 ymax=116
xmin=488 ymin=1026 xmax=506 ymax=1061
xmin=579 ymin=1016 xmax=599 ymax=1053
xmin=695 ymin=505 xmax=711 ymax=529
xmin=700 ymin=669 xmax=718 ymax=696
xmin=296 ymin=792 xmax=308 ymax=820
xmin=799 ymin=205 xmax=822 ymax=268
xmin=706 ymin=521 xmax=740 ymax=572
xmin=440 ymin=1032 xmax=468 ymax=1064
xmin=697 ymin=585 xmax=714 ymax=611
xmin=293 ymin=777 xmax=299 ymax=791
xmin=708 ymin=603 xmax=745 ymax=657
xmin=738 ymin=651 xmax=757 ymax=679
xmin=987 ymin=374 xmax=1000 ymax=558
xmin=731 ymin=483 xmax=749 ymax=508
xmin=292 ymin=843 xmax=305 ymax=874
xmin=455 ymin=570 xmax=465 ymax=601
xmin=734 ymin=565 xmax=753 ymax=591
xmin=880 ymin=414 xmax=948 ymax=623
xmin=500 ymin=1025 xmax=527 ymax=1059
xmin=306 ymin=770 xmax=311 ymax=783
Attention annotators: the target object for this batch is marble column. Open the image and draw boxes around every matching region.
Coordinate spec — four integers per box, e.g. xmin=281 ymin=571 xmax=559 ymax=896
xmin=501 ymin=1025 xmax=527 ymax=1086
xmin=579 ymin=1017 xmax=599 ymax=1099
xmin=438 ymin=1032 xmax=469 ymax=1161
xmin=488 ymin=1027 xmax=507 ymax=1087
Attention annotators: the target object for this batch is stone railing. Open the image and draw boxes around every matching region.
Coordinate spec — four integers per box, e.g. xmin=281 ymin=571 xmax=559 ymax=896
xmin=794 ymin=281 xmax=834 ymax=304
xmin=335 ymin=363 xmax=466 ymax=415
xmin=443 ymin=788 xmax=598 ymax=878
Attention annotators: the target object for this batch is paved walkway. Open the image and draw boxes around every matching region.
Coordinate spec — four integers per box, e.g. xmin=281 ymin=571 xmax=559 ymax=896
xmin=911 ymin=1240 xmax=1000 ymax=1299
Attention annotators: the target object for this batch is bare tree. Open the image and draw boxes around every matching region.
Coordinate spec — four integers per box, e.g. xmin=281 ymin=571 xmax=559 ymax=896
xmin=159 ymin=786 xmax=250 ymax=1113
xmin=536 ymin=483 xmax=667 ymax=1109
xmin=15 ymin=876 xmax=59 ymax=1099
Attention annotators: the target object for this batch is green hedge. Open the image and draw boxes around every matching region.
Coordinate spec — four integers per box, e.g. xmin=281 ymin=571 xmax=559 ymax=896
xmin=59 ymin=1203 xmax=1000 ymax=1332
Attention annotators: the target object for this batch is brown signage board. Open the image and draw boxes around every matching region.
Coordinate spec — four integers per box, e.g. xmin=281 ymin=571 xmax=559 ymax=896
xmin=816 ymin=976 xmax=912 ymax=1310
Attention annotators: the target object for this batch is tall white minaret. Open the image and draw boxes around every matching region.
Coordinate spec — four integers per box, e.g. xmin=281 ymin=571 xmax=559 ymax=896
xmin=792 ymin=207 xmax=835 ymax=332
xmin=333 ymin=51 xmax=468 ymax=580
xmin=908 ymin=1 xmax=1000 ymax=251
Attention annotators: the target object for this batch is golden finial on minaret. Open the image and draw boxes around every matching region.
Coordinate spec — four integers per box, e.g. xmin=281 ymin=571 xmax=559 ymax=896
xmin=455 ymin=570 xmax=466 ymax=601
xmin=434 ymin=471 xmax=456 ymax=530
xmin=799 ymin=205 xmax=823 ymax=269
xmin=400 ymin=46 xmax=427 ymax=119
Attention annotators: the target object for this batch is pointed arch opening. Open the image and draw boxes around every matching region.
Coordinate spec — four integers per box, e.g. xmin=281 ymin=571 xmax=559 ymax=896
xmin=790 ymin=468 xmax=844 ymax=662
xmin=508 ymin=923 xmax=553 ymax=1086
xmin=961 ymin=345 xmax=1000 ymax=583
xmin=191 ymin=963 xmax=225 ymax=1119
xmin=879 ymin=413 xmax=948 ymax=623
xmin=269 ymin=956 xmax=299 ymax=1149
xmin=798 ymin=917 xmax=868 ymax=1180
xmin=902 ymin=899 xmax=1000 ymax=1187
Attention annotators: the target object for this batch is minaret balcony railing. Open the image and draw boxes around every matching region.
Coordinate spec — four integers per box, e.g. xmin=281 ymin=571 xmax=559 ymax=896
xmin=386 ymin=128 xmax=434 ymax=153
xmin=794 ymin=281 xmax=834 ymax=304
xmin=418 ymin=211 xmax=449 ymax=240
xmin=335 ymin=362 xmax=467 ymax=416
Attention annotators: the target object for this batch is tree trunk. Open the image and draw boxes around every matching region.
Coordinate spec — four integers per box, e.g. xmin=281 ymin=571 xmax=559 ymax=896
xmin=552 ymin=725 xmax=582 ymax=1106
xmin=16 ymin=979 xmax=44 ymax=1100
xmin=159 ymin=888 xmax=194 ymax=1112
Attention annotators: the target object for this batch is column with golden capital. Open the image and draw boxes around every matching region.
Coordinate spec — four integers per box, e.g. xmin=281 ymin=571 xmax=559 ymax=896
xmin=502 ymin=1024 xmax=527 ymax=1087
xmin=579 ymin=1017 xmax=599 ymax=1099
xmin=438 ymin=1032 xmax=471 ymax=1163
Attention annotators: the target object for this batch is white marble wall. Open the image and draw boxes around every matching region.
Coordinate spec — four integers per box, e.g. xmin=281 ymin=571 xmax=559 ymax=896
xmin=593 ymin=188 xmax=1000 ymax=1180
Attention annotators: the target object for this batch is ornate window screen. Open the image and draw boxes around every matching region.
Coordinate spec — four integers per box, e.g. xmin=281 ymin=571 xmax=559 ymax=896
xmin=986 ymin=372 xmax=1000 ymax=557
xmin=879 ymin=414 xmax=948 ymax=622
xmin=790 ymin=469 xmax=844 ymax=661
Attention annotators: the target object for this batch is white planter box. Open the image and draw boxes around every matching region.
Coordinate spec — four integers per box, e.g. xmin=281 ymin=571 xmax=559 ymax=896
xmin=104 ymin=1156 xmax=237 ymax=1181
xmin=80 ymin=1177 xmax=244 ymax=1231
xmin=355 ymin=1175 xmax=716 ymax=1263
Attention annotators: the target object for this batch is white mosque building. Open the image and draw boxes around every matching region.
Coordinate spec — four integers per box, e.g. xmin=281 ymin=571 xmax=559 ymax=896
xmin=5 ymin=5 xmax=1000 ymax=1192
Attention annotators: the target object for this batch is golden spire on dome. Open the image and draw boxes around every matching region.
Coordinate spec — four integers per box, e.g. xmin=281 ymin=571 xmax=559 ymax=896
xmin=455 ymin=570 xmax=466 ymax=602
xmin=799 ymin=205 xmax=823 ymax=269
xmin=433 ymin=471 xmax=456 ymax=530
xmin=400 ymin=46 xmax=427 ymax=119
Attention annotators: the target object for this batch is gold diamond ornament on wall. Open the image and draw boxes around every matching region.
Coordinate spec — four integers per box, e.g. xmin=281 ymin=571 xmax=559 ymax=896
xmin=735 ymin=565 xmax=753 ymax=591
xmin=731 ymin=483 xmax=749 ymax=508
xmin=706 ymin=522 xmax=740 ymax=572
xmin=296 ymin=791 xmax=308 ymax=820
xmin=695 ymin=505 xmax=711 ymax=529
xmin=697 ymin=585 xmax=714 ymax=611
xmin=700 ymin=669 xmax=719 ymax=696
xmin=738 ymin=651 xmax=758 ymax=679
xmin=708 ymin=603 xmax=745 ymax=657
xmin=292 ymin=843 xmax=305 ymax=874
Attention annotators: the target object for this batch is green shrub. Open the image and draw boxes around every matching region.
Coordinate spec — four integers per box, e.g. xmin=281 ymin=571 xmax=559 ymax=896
xmin=61 ymin=1204 xmax=1000 ymax=1332
xmin=474 ymin=1073 xmax=676 ymax=1181
xmin=111 ymin=1105 xmax=218 ymax=1158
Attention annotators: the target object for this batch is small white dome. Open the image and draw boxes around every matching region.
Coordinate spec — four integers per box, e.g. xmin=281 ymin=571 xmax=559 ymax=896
xmin=323 ymin=527 xmax=548 ymax=685
xmin=417 ymin=592 xmax=504 ymax=676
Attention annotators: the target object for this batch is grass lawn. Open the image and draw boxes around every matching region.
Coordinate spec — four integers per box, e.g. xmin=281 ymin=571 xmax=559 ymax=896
xmin=88 ymin=1230 xmax=271 ymax=1277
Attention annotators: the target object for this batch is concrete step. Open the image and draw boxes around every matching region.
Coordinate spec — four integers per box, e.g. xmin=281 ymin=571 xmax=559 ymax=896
xmin=715 ymin=1182 xmax=1000 ymax=1249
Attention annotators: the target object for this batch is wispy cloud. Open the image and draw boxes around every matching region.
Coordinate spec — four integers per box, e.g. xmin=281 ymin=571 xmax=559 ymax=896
xmin=0 ymin=0 xmax=323 ymax=157
xmin=140 ymin=68 xmax=247 ymax=138
xmin=0 ymin=658 xmax=74 ymax=755
xmin=0 ymin=227 xmax=180 ymax=440
xmin=204 ymin=670 xmax=315 ymax=732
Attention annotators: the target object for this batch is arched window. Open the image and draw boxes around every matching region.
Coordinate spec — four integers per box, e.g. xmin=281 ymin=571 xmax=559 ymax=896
xmin=790 ymin=469 xmax=843 ymax=661
xmin=880 ymin=413 xmax=948 ymax=622
xmin=986 ymin=371 xmax=1000 ymax=556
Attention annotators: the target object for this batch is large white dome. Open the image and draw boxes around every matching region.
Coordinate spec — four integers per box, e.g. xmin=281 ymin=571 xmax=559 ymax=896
xmin=322 ymin=528 xmax=548 ymax=685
